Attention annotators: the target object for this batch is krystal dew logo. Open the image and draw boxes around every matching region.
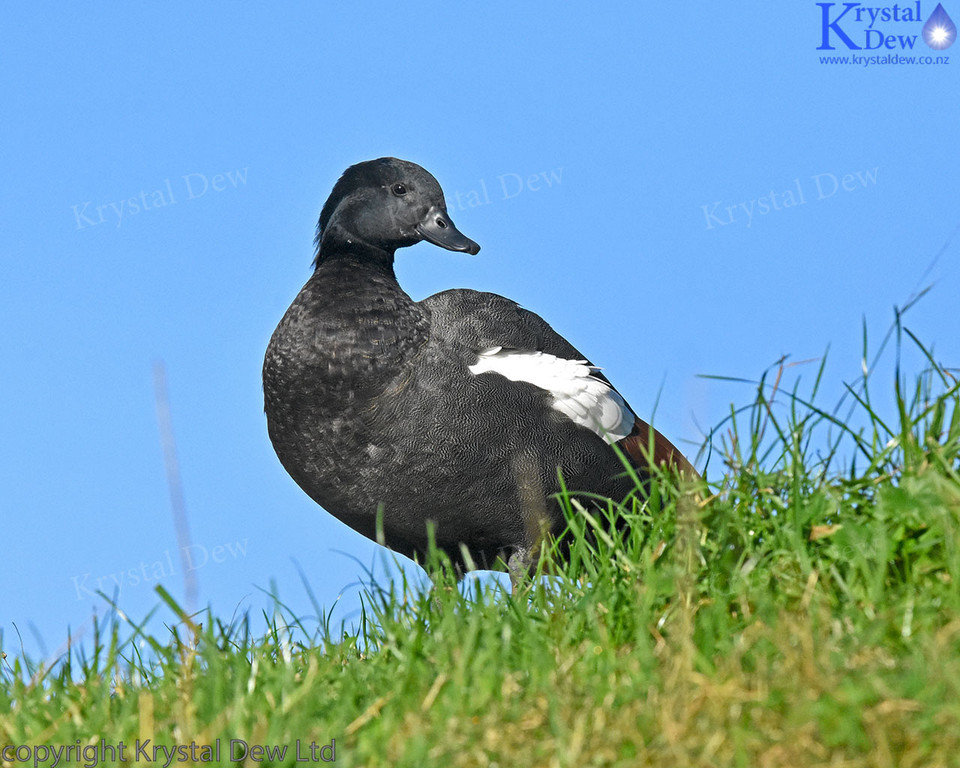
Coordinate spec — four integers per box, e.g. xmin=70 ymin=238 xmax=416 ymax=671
xmin=817 ymin=2 xmax=956 ymax=51
xmin=924 ymin=2 xmax=958 ymax=45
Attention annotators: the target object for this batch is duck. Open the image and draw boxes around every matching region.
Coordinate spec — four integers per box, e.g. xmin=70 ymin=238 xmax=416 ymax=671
xmin=263 ymin=157 xmax=696 ymax=585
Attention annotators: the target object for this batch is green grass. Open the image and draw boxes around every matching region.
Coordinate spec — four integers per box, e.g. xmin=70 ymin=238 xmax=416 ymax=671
xmin=3 ymin=319 xmax=960 ymax=767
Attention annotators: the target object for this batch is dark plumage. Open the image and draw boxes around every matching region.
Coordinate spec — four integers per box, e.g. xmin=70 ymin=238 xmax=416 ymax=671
xmin=263 ymin=158 xmax=695 ymax=582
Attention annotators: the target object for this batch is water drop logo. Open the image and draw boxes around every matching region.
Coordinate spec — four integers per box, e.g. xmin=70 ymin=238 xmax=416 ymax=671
xmin=922 ymin=3 xmax=956 ymax=49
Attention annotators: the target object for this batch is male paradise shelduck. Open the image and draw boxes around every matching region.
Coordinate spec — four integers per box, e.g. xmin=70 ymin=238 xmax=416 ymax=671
xmin=263 ymin=158 xmax=696 ymax=584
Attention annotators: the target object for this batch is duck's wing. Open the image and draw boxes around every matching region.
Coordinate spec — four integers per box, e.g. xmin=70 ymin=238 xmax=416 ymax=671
xmin=421 ymin=289 xmax=698 ymax=479
xmin=421 ymin=288 xmax=583 ymax=359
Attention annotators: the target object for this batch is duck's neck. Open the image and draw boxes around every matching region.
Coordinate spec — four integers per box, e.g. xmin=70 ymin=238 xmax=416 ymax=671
xmin=303 ymin=241 xmax=428 ymax=383
xmin=314 ymin=227 xmax=397 ymax=276
xmin=310 ymin=242 xmax=405 ymax=311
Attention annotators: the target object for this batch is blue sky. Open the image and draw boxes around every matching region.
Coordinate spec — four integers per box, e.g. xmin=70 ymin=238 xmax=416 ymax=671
xmin=3 ymin=2 xmax=958 ymax=663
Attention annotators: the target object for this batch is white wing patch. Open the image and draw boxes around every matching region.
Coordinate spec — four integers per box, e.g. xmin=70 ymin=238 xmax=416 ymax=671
xmin=468 ymin=347 xmax=635 ymax=443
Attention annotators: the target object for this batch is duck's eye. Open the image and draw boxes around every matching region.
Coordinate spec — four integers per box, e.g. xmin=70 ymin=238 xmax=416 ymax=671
xmin=392 ymin=183 xmax=408 ymax=196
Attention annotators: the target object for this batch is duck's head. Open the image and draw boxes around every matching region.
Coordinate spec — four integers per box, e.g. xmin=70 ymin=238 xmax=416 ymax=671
xmin=314 ymin=157 xmax=480 ymax=265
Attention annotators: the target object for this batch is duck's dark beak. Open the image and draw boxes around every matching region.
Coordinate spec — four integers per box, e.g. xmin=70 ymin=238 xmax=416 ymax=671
xmin=416 ymin=206 xmax=480 ymax=255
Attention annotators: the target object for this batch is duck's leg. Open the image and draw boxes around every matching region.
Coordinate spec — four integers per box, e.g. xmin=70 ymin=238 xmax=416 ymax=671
xmin=506 ymin=452 xmax=553 ymax=594
xmin=507 ymin=546 xmax=533 ymax=594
